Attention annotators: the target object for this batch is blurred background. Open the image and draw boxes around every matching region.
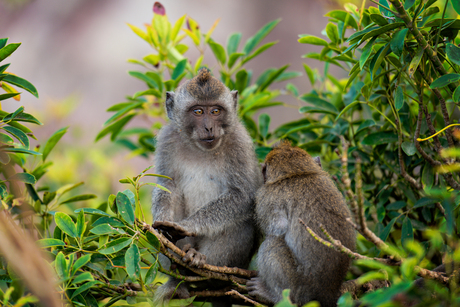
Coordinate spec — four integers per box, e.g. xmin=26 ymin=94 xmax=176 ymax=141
xmin=0 ymin=0 xmax=355 ymax=220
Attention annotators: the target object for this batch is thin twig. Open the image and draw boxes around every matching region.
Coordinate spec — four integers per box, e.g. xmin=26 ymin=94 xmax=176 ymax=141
xmin=225 ymin=289 xmax=267 ymax=307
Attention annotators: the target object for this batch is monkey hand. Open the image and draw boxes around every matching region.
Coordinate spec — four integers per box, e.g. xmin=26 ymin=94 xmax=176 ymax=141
xmin=181 ymin=244 xmax=207 ymax=268
xmin=152 ymin=221 xmax=196 ymax=244
xmin=247 ymin=277 xmax=272 ymax=303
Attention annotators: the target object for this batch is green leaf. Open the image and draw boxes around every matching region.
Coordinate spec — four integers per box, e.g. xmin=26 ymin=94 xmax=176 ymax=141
xmin=0 ymin=93 xmax=19 ymax=101
xmin=3 ymin=126 xmax=29 ymax=148
xmin=298 ymin=35 xmax=328 ymax=46
xmin=145 ymin=263 xmax=158 ymax=285
xmin=228 ymin=52 xmax=245 ymax=69
xmin=401 ymin=141 xmax=416 ymax=156
xmin=71 ymin=254 xmax=91 ymax=275
xmin=128 ymin=71 xmax=159 ymax=88
xmin=0 ymin=43 xmax=20 ymax=62
xmin=335 ymin=100 xmax=362 ymax=121
xmin=208 ymin=41 xmax=227 ymax=64
xmin=2 ymin=74 xmax=38 ymax=98
xmin=430 ymin=74 xmax=460 ymax=89
xmin=422 ymin=164 xmax=434 ymax=189
xmin=408 ymin=45 xmax=424 ymax=77
xmin=369 ymin=14 xmax=389 ymax=26
xmin=99 ymin=237 xmax=133 ymax=254
xmin=95 ymin=114 xmax=135 ymax=141
xmin=37 ymin=238 xmax=66 ymax=248
xmin=60 ymin=194 xmax=96 ymax=205
xmin=171 ymin=59 xmax=187 ymax=80
xmin=92 ymin=216 xmax=124 ymax=228
xmin=146 ymin=231 xmax=161 ymax=251
xmin=116 ymin=191 xmax=135 ymax=225
xmin=360 ymin=23 xmax=405 ymax=44
xmin=395 ymin=86 xmax=404 ymax=110
xmin=0 ymin=38 xmax=7 ymax=49
xmin=76 ymin=210 xmax=85 ymax=238
xmin=74 ymin=208 xmax=111 ymax=217
xmin=243 ymin=19 xmax=280 ymax=55
xmin=104 ymin=102 xmax=143 ymax=125
xmin=55 ymin=212 xmax=78 ymax=238
xmin=90 ymin=224 xmax=125 ymax=235
xmin=3 ymin=106 xmax=24 ymax=122
xmin=362 ymin=131 xmax=398 ymax=145
xmin=379 ymin=0 xmax=392 ymax=16
xmin=303 ymin=63 xmax=315 ymax=86
xmin=227 ymin=32 xmax=242 ymax=55
xmin=454 ymin=85 xmax=460 ymax=103
xmin=258 ymin=65 xmax=288 ymax=92
xmin=241 ymin=41 xmax=277 ymax=65
xmin=2 ymin=147 xmax=41 ymax=156
xmin=390 ymin=29 xmax=408 ymax=58
xmin=300 ymin=95 xmax=338 ymax=114
xmin=413 ymin=197 xmax=437 ymax=209
xmin=453 ymin=0 xmax=460 ymax=15
xmin=404 ymin=0 xmax=415 ymax=9
xmin=401 ymin=216 xmax=413 ymax=247
xmin=55 ymin=252 xmax=68 ymax=279
xmin=386 ymin=201 xmax=407 ymax=210
xmin=370 ymin=43 xmax=390 ymax=80
xmin=258 ymin=113 xmax=270 ymax=139
xmin=71 ymin=281 xmax=102 ymax=299
xmin=1 ymin=110 xmax=42 ymax=125
xmin=379 ymin=217 xmax=397 ymax=242
xmin=325 ymin=10 xmax=358 ymax=30
xmin=9 ymin=172 xmax=36 ymax=184
xmin=326 ymin=22 xmax=339 ymax=44
xmin=360 ymin=37 xmax=377 ymax=69
xmin=125 ymin=244 xmax=140 ymax=280
xmin=42 ymin=127 xmax=68 ymax=162
xmin=72 ymin=272 xmax=94 ymax=284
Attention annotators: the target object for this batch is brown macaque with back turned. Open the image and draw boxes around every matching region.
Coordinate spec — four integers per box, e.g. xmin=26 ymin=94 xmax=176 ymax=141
xmin=151 ymin=68 xmax=262 ymax=307
xmin=248 ymin=141 xmax=355 ymax=306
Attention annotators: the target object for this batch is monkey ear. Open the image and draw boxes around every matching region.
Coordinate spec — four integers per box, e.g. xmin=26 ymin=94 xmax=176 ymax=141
xmin=230 ymin=90 xmax=238 ymax=110
xmin=165 ymin=91 xmax=175 ymax=120
xmin=313 ymin=156 xmax=322 ymax=169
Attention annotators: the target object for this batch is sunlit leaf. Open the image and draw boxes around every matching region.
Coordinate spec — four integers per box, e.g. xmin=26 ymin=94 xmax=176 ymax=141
xmin=125 ymin=244 xmax=140 ymax=280
xmin=55 ymin=212 xmax=78 ymax=238
xmin=42 ymin=127 xmax=68 ymax=162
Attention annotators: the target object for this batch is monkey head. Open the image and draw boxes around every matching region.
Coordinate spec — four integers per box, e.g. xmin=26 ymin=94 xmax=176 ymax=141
xmin=165 ymin=68 xmax=239 ymax=151
xmin=262 ymin=141 xmax=323 ymax=184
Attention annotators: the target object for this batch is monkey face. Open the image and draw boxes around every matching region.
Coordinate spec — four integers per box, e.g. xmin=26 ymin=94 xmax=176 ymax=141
xmin=185 ymin=104 xmax=227 ymax=151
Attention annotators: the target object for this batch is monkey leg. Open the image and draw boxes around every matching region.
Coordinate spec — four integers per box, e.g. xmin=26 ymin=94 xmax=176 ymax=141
xmin=249 ymin=236 xmax=304 ymax=304
xmin=196 ymin=222 xmax=255 ymax=268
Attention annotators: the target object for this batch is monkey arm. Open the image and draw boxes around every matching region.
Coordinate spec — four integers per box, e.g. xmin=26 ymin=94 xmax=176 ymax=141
xmin=151 ymin=178 xmax=177 ymax=222
xmin=178 ymin=187 xmax=254 ymax=237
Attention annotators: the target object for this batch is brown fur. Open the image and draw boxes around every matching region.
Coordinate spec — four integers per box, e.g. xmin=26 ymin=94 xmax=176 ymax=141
xmin=248 ymin=142 xmax=356 ymax=306
xmin=186 ymin=68 xmax=225 ymax=101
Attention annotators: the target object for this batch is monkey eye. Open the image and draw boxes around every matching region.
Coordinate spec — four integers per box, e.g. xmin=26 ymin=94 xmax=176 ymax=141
xmin=193 ymin=109 xmax=203 ymax=115
xmin=211 ymin=108 xmax=221 ymax=115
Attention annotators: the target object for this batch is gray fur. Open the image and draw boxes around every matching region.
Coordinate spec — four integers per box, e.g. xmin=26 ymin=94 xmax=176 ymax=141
xmin=152 ymin=70 xmax=262 ymax=305
xmin=248 ymin=142 xmax=355 ymax=306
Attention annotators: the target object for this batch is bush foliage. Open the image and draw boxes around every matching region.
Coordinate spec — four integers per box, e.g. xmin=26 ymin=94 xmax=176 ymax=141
xmin=2 ymin=0 xmax=460 ymax=306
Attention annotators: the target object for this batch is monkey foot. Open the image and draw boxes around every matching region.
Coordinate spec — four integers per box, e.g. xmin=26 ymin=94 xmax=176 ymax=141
xmin=182 ymin=244 xmax=207 ymax=268
xmin=152 ymin=221 xmax=196 ymax=244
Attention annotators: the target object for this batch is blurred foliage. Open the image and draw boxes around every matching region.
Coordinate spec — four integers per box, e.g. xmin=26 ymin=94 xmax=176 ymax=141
xmin=2 ymin=0 xmax=460 ymax=306
xmin=97 ymin=3 xmax=302 ymax=161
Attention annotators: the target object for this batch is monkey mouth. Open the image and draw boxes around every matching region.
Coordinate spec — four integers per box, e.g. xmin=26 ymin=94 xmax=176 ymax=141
xmin=198 ymin=137 xmax=221 ymax=150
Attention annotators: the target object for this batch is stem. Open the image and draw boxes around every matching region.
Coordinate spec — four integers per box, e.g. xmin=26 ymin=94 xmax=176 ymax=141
xmin=434 ymin=0 xmax=449 ymax=54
